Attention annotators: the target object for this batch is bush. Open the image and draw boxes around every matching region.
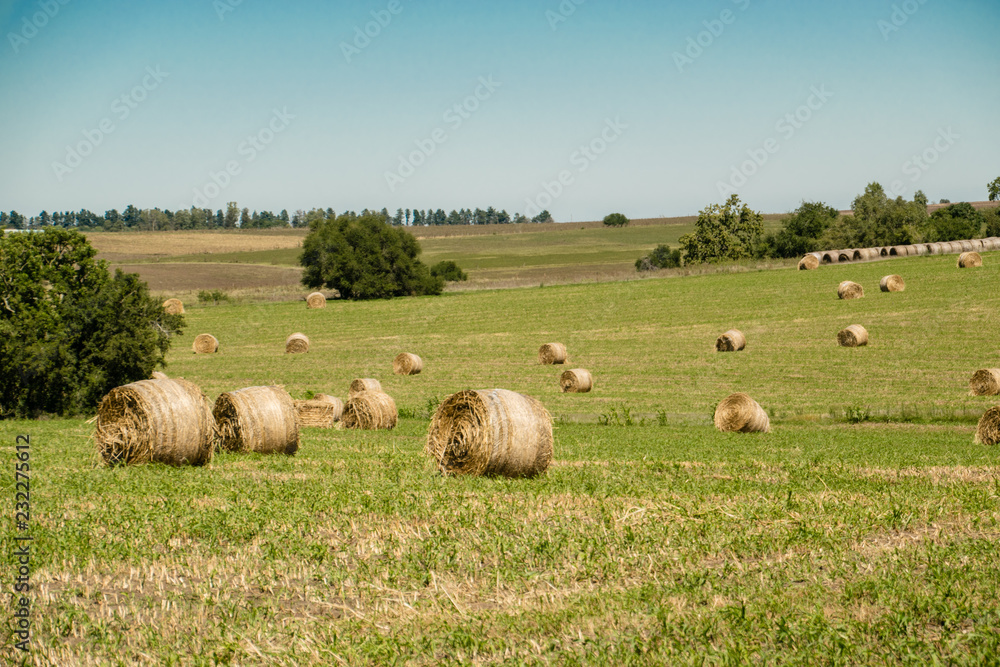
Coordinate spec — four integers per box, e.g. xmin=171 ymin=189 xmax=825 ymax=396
xmin=679 ymin=195 xmax=763 ymax=263
xmin=0 ymin=229 xmax=183 ymax=418
xmin=984 ymin=207 xmax=1000 ymax=237
xmin=636 ymin=245 xmax=682 ymax=271
xmin=926 ymin=202 xmax=984 ymax=242
xmin=299 ymin=212 xmax=443 ymax=299
xmin=430 ymin=260 xmax=468 ymax=282
xmin=603 ymin=213 xmax=629 ymax=228
xmin=758 ymin=202 xmax=839 ymax=258
xmin=197 ymin=289 xmax=232 ymax=305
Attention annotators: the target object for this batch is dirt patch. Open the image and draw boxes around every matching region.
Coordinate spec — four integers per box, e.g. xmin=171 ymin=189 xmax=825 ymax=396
xmin=113 ymin=262 xmax=303 ymax=292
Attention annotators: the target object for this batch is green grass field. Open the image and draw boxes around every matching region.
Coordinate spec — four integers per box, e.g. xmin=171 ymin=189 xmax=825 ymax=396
xmin=2 ymin=251 xmax=999 ymax=664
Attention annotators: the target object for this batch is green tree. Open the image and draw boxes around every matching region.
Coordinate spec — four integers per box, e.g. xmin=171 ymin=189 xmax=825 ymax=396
xmin=299 ymin=212 xmax=443 ymax=300
xmin=430 ymin=260 xmax=468 ymax=282
xmin=636 ymin=244 xmax=682 ymax=271
xmin=988 ymin=177 xmax=1000 ymax=202
xmin=679 ymin=195 xmax=764 ymax=263
xmin=826 ymin=183 xmax=926 ymax=248
xmin=532 ymin=210 xmax=553 ymax=223
xmin=224 ymin=202 xmax=239 ymax=229
xmin=927 ymin=202 xmax=984 ymax=242
xmin=0 ymin=229 xmax=183 ymax=418
xmin=603 ymin=213 xmax=629 ymax=228
xmin=759 ymin=202 xmax=839 ymax=258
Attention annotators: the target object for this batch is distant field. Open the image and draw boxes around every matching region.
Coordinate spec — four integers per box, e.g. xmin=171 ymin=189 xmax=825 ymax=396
xmin=3 ymin=250 xmax=999 ymax=664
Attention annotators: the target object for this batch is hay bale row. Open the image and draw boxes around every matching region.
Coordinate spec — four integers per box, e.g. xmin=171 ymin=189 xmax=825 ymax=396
xmin=837 ymin=281 xmax=864 ymax=300
xmin=560 ymin=369 xmax=593 ymax=393
xmin=213 ymin=386 xmax=299 ymax=455
xmin=715 ymin=329 xmax=746 ymax=352
xmin=879 ymin=275 xmax=905 ymax=292
xmin=294 ymin=398 xmax=343 ymax=427
xmin=162 ymin=298 xmax=184 ymax=315
xmin=970 ymin=369 xmax=1000 ymax=397
xmin=808 ymin=237 xmax=997 ymax=265
xmin=958 ymin=252 xmax=983 ymax=268
xmin=538 ymin=342 xmax=567 ymax=365
xmin=94 ymin=378 xmax=215 ymax=467
xmin=426 ymin=389 xmax=553 ymax=478
xmin=714 ymin=393 xmax=770 ymax=433
xmin=285 ymin=332 xmax=310 ymax=354
xmin=342 ymin=391 xmax=397 ymax=430
xmin=348 ymin=378 xmax=382 ymax=398
xmin=193 ymin=334 xmax=219 ymax=354
xmin=838 ymin=324 xmax=869 ymax=348
xmin=393 ymin=353 xmax=423 ymax=376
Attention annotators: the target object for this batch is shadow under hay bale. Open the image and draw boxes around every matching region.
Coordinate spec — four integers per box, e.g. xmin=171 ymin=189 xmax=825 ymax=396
xmin=974 ymin=407 xmax=1000 ymax=445
xmin=162 ymin=298 xmax=184 ymax=315
xmin=715 ymin=329 xmax=746 ymax=352
xmin=798 ymin=254 xmax=820 ymax=270
xmin=285 ymin=332 xmax=310 ymax=354
xmin=342 ymin=391 xmax=397 ymax=430
xmin=306 ymin=292 xmax=326 ymax=309
xmin=348 ymin=378 xmax=382 ymax=399
xmin=193 ymin=334 xmax=219 ymax=354
xmin=837 ymin=281 xmax=864 ymax=300
xmin=838 ymin=324 xmax=869 ymax=348
xmin=294 ymin=399 xmax=342 ymax=427
xmin=879 ymin=275 xmax=905 ymax=292
xmin=713 ymin=393 xmax=770 ymax=434
xmin=538 ymin=342 xmax=567 ymax=365
xmin=393 ymin=352 xmax=423 ymax=376
xmin=94 ymin=378 xmax=215 ymax=467
xmin=560 ymin=369 xmax=593 ymax=393
xmin=959 ymin=252 xmax=983 ymax=268
xmin=213 ymin=386 xmax=299 ymax=455
xmin=426 ymin=389 xmax=553 ymax=478
xmin=970 ymin=369 xmax=1000 ymax=397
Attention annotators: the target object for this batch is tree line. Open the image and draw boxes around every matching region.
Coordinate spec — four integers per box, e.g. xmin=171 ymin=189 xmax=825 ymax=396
xmin=0 ymin=203 xmax=554 ymax=231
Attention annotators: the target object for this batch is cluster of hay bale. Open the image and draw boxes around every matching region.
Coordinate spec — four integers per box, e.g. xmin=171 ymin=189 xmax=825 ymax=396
xmin=801 ymin=237 xmax=999 ymax=269
xmin=213 ymin=386 xmax=299 ymax=455
xmin=393 ymin=353 xmax=423 ymax=376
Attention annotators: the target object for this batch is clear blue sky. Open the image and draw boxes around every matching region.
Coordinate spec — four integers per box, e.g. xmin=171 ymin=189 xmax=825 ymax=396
xmin=1 ymin=0 xmax=997 ymax=221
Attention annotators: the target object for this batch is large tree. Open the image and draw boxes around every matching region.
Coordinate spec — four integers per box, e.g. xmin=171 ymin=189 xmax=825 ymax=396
xmin=0 ymin=229 xmax=183 ymax=417
xmin=927 ymin=202 xmax=984 ymax=242
xmin=826 ymin=183 xmax=927 ymax=249
xmin=299 ymin=212 xmax=443 ymax=300
xmin=679 ymin=195 xmax=764 ymax=263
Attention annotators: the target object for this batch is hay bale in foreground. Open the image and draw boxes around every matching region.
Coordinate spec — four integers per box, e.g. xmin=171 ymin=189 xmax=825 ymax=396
xmin=348 ymin=378 xmax=382 ymax=398
xmin=879 ymin=275 xmax=905 ymax=292
xmin=974 ymin=407 xmax=1000 ymax=445
xmin=293 ymin=399 xmax=342 ymax=427
xmin=838 ymin=324 xmax=869 ymax=347
xmin=342 ymin=391 xmax=397 ymax=430
xmin=306 ymin=292 xmax=326 ymax=309
xmin=213 ymin=386 xmax=299 ymax=455
xmin=798 ymin=254 xmax=820 ymax=270
xmin=425 ymin=389 xmax=553 ymax=478
xmin=560 ymin=369 xmax=593 ymax=393
xmin=162 ymin=298 xmax=184 ymax=315
xmin=150 ymin=371 xmax=168 ymax=380
xmin=94 ymin=378 xmax=215 ymax=467
xmin=837 ymin=281 xmax=864 ymax=300
xmin=193 ymin=334 xmax=219 ymax=354
xmin=713 ymin=393 xmax=770 ymax=434
xmin=285 ymin=332 xmax=310 ymax=354
xmin=538 ymin=342 xmax=567 ymax=365
xmin=969 ymin=369 xmax=1000 ymax=397
xmin=715 ymin=329 xmax=747 ymax=352
xmin=393 ymin=352 xmax=423 ymax=376
xmin=959 ymin=252 xmax=983 ymax=268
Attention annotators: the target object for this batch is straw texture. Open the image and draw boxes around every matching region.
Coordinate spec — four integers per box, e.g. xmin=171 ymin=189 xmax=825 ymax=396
xmin=560 ymin=369 xmax=593 ymax=393
xmin=713 ymin=393 xmax=770 ymax=433
xmin=213 ymin=386 xmax=299 ymax=455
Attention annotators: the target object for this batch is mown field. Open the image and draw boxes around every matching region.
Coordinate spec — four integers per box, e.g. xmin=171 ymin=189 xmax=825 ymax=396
xmin=2 ymin=251 xmax=999 ymax=665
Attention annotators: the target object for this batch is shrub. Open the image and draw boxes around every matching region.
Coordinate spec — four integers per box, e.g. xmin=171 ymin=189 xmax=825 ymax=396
xmin=679 ymin=195 xmax=763 ymax=263
xmin=636 ymin=244 xmax=682 ymax=271
xmin=603 ymin=213 xmax=629 ymax=228
xmin=926 ymin=202 xmax=984 ymax=242
xmin=197 ymin=289 xmax=232 ymax=305
xmin=430 ymin=260 xmax=468 ymax=282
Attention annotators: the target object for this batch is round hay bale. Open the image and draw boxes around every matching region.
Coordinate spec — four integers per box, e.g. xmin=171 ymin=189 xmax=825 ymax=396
xmin=314 ymin=394 xmax=345 ymax=414
xmin=425 ymin=389 xmax=553 ymax=478
xmin=348 ymin=378 xmax=382 ymax=399
xmin=852 ymin=249 xmax=873 ymax=261
xmin=285 ymin=332 xmax=310 ymax=354
xmin=798 ymin=254 xmax=820 ymax=270
xmin=969 ymin=369 xmax=1000 ymax=397
xmin=713 ymin=393 xmax=770 ymax=434
xmin=715 ymin=329 xmax=746 ymax=352
xmin=838 ymin=250 xmax=854 ymax=263
xmin=94 ymin=378 xmax=215 ymax=467
xmin=927 ymin=243 xmax=943 ymax=255
xmin=293 ymin=399 xmax=342 ymax=427
xmin=837 ymin=281 xmax=864 ymax=300
xmin=342 ymin=391 xmax=397 ymax=430
xmin=838 ymin=324 xmax=869 ymax=347
xmin=912 ymin=245 xmax=928 ymax=256
xmin=560 ymin=369 xmax=594 ymax=393
xmin=879 ymin=247 xmax=889 ymax=257
xmin=821 ymin=251 xmax=839 ymax=264
xmin=193 ymin=334 xmax=219 ymax=354
xmin=162 ymin=298 xmax=184 ymax=315
xmin=888 ymin=246 xmax=905 ymax=256
xmin=306 ymin=292 xmax=326 ymax=309
xmin=959 ymin=240 xmax=975 ymax=252
xmin=538 ymin=342 xmax=567 ymax=365
xmin=974 ymin=407 xmax=1000 ymax=445
xmin=150 ymin=371 xmax=168 ymax=380
xmin=958 ymin=252 xmax=983 ymax=268
xmin=213 ymin=386 xmax=299 ymax=455
xmin=393 ymin=352 xmax=423 ymax=376
xmin=879 ymin=275 xmax=905 ymax=292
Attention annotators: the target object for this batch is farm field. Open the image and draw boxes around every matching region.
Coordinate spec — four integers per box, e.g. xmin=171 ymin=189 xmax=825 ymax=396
xmin=2 ymin=250 xmax=1000 ymax=664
